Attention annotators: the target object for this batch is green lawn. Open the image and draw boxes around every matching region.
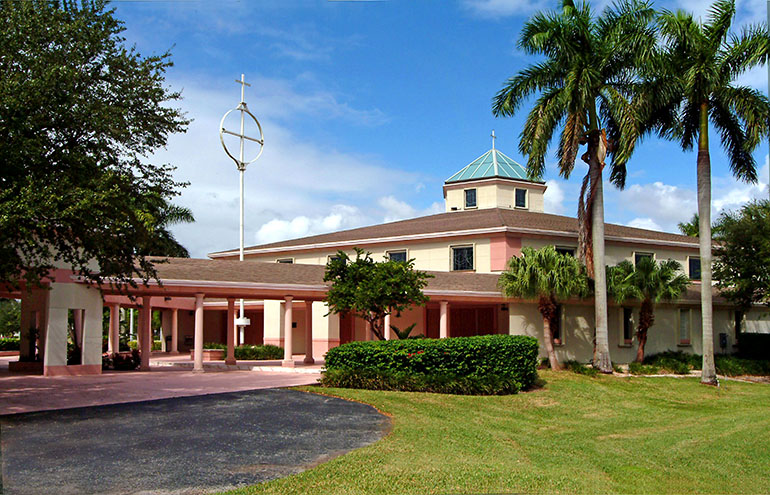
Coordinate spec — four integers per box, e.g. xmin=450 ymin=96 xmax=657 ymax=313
xmin=227 ymin=372 xmax=770 ymax=494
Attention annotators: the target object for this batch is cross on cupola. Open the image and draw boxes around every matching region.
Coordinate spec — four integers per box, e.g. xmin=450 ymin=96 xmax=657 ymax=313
xmin=491 ymin=129 xmax=496 ymax=150
xmin=236 ymin=73 xmax=251 ymax=104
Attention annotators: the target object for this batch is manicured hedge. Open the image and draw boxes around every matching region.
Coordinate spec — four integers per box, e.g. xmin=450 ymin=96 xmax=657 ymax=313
xmin=234 ymin=344 xmax=284 ymax=360
xmin=127 ymin=340 xmax=163 ymax=351
xmin=323 ymin=335 xmax=539 ymax=394
xmin=0 ymin=337 xmax=20 ymax=351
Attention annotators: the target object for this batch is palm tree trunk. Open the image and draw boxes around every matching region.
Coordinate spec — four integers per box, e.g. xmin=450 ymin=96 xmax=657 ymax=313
xmin=636 ymin=298 xmax=654 ymax=362
xmin=590 ymin=153 xmax=612 ymax=373
xmin=698 ymin=102 xmax=717 ymax=385
xmin=538 ymin=296 xmax=562 ymax=371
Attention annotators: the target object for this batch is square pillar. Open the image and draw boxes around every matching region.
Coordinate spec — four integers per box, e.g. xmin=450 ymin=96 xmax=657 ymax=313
xmin=282 ymin=296 xmax=294 ymax=367
xmin=108 ymin=304 xmax=119 ymax=353
xmin=193 ymin=293 xmax=204 ymax=372
xmin=440 ymin=301 xmax=449 ymax=339
xmin=303 ymin=300 xmax=314 ymax=364
xmin=140 ymin=296 xmax=152 ymax=371
xmin=226 ymin=298 xmax=236 ymax=365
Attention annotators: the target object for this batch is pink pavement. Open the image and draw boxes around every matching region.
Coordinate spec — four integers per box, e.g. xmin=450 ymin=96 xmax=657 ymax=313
xmin=0 ymin=357 xmax=320 ymax=415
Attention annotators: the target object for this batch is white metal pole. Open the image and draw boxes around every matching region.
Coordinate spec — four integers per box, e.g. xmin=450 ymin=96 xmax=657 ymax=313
xmin=238 ymin=74 xmax=247 ymax=344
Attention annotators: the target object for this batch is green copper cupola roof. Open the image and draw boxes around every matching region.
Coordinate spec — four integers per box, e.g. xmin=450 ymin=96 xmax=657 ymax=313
xmin=445 ymin=133 xmax=542 ymax=184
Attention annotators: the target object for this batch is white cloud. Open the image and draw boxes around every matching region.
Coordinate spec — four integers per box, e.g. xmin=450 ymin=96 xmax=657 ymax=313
xmin=378 ymin=196 xmax=417 ymax=223
xmin=461 ymin=0 xmax=548 ymax=18
xmin=254 ymin=205 xmax=369 ymax=244
xmin=627 ymin=217 xmax=662 ymax=231
xmin=543 ymin=179 xmax=566 ymax=214
xmin=147 ymin=78 xmax=426 ymax=257
xmin=618 ymin=181 xmax=697 ymax=231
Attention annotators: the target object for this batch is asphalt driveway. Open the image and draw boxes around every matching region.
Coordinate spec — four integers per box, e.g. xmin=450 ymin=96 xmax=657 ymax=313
xmin=0 ymin=388 xmax=389 ymax=494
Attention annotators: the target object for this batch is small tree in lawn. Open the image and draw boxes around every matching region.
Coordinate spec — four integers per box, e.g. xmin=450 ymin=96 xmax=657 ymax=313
xmin=499 ymin=246 xmax=590 ymax=371
xmin=324 ymin=248 xmax=432 ymax=341
xmin=607 ymin=258 xmax=690 ymax=362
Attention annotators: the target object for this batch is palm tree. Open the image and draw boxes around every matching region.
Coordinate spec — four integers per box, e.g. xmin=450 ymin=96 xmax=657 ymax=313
xmin=492 ymin=0 xmax=657 ymax=372
xmin=643 ymin=0 xmax=770 ymax=384
xmin=678 ymin=214 xmax=700 ymax=237
xmin=499 ymin=246 xmax=590 ymax=371
xmin=607 ymin=258 xmax=690 ymax=362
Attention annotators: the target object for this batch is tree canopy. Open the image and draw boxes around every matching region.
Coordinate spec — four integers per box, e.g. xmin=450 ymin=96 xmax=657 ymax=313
xmin=713 ymin=200 xmax=770 ymax=311
xmin=499 ymin=246 xmax=590 ymax=370
xmin=323 ymin=248 xmax=432 ymax=341
xmin=607 ymin=258 xmax=690 ymax=361
xmin=0 ymin=0 xmax=191 ymax=290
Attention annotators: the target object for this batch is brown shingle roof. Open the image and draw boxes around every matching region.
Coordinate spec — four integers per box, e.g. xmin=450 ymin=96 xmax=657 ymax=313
xmin=209 ymin=208 xmax=698 ymax=256
xmin=144 ymin=258 xmax=724 ymax=305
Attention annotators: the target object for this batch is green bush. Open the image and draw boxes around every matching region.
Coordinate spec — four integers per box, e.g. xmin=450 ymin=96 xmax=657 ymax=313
xmin=320 ymin=368 xmax=524 ymax=395
xmin=0 ymin=337 xmax=20 ymax=351
xmin=628 ymin=362 xmax=660 ymax=375
xmin=564 ymin=360 xmax=599 ymax=377
xmin=715 ymin=355 xmax=770 ymax=376
xmin=102 ymin=350 xmax=141 ymax=370
xmin=127 ymin=340 xmax=162 ymax=351
xmin=234 ymin=344 xmax=284 ymax=360
xmin=203 ymin=342 xmax=227 ymax=350
xmin=644 ymin=350 xmax=770 ymax=376
xmin=324 ymin=335 xmax=539 ymax=393
xmin=644 ymin=351 xmax=700 ymax=371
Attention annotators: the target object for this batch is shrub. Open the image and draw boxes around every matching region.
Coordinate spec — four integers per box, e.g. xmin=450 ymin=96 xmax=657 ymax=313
xmin=320 ymin=369 xmax=523 ymax=395
xmin=324 ymin=335 xmax=539 ymax=393
xmin=564 ymin=360 xmax=599 ymax=377
xmin=628 ymin=362 xmax=660 ymax=375
xmin=0 ymin=337 xmax=20 ymax=351
xmin=102 ymin=350 xmax=141 ymax=370
xmin=203 ymin=342 xmax=227 ymax=350
xmin=714 ymin=355 xmax=770 ymax=376
xmin=644 ymin=351 xmax=700 ymax=371
xmin=127 ymin=340 xmax=162 ymax=351
xmin=234 ymin=344 xmax=284 ymax=360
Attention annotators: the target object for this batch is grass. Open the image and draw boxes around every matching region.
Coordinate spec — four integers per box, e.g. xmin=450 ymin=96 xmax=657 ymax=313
xmin=226 ymin=372 xmax=770 ymax=495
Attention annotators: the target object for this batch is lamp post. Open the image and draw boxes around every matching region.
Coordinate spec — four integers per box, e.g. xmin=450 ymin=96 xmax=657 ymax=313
xmin=219 ymin=74 xmax=264 ymax=341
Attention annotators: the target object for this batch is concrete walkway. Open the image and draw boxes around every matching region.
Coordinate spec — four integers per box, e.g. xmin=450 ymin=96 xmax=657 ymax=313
xmin=0 ymin=357 xmax=321 ymax=415
xmin=1 ymin=388 xmax=389 ymax=495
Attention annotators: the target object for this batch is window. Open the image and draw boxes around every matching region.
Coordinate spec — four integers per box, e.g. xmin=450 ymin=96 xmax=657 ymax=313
xmin=464 ymin=189 xmax=477 ymax=208
xmin=634 ymin=252 xmax=654 ymax=266
xmin=555 ymin=246 xmax=575 ymax=257
xmin=688 ymin=256 xmax=701 ymax=280
xmin=327 ymin=255 xmax=343 ymax=264
xmin=552 ymin=304 xmax=563 ymax=345
xmin=621 ymin=307 xmax=634 ymax=346
xmin=678 ymin=308 xmax=691 ymax=345
xmin=276 ymin=258 xmax=293 ymax=264
xmin=387 ymin=250 xmax=407 ymax=262
xmin=514 ymin=188 xmax=527 ymax=208
xmin=451 ymin=245 xmax=474 ymax=271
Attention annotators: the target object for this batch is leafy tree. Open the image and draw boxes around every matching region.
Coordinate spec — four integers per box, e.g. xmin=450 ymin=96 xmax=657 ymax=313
xmin=641 ymin=0 xmax=770 ymax=384
xmin=498 ymin=246 xmax=590 ymax=371
xmin=0 ymin=298 xmax=21 ymax=337
xmin=677 ymin=213 xmax=723 ymax=238
xmin=324 ymin=248 xmax=433 ymax=341
xmin=678 ymin=214 xmax=700 ymax=237
xmin=492 ymin=0 xmax=657 ymax=372
xmin=0 ymin=0 xmax=191 ymax=290
xmin=607 ymin=258 xmax=690 ymax=362
xmin=713 ymin=200 xmax=770 ymax=311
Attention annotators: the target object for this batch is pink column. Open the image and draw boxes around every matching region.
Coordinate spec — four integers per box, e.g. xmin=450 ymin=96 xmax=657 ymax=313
xmin=226 ymin=298 xmax=236 ymax=365
xmin=304 ymin=301 xmax=314 ymax=364
xmin=140 ymin=296 xmax=152 ymax=370
xmin=440 ymin=301 xmax=449 ymax=339
xmin=193 ymin=293 xmax=204 ymax=372
xmin=384 ymin=313 xmax=392 ymax=340
xmin=108 ymin=304 xmax=118 ymax=353
xmin=282 ymin=296 xmax=294 ymax=367
xmin=170 ymin=308 xmax=179 ymax=354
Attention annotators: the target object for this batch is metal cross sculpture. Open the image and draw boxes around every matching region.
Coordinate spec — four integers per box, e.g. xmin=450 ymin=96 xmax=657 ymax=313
xmin=219 ymin=74 xmax=264 ymax=333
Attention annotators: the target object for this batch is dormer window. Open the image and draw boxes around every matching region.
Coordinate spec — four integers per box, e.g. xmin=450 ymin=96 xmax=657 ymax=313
xmin=464 ymin=189 xmax=477 ymax=208
xmin=515 ymin=188 xmax=527 ymax=208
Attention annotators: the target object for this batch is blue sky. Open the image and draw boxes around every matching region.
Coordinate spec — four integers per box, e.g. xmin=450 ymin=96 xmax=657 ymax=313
xmin=111 ymin=0 xmax=770 ymax=258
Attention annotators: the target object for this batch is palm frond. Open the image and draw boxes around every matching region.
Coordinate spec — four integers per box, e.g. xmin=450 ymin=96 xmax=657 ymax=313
xmin=519 ymin=87 xmax=566 ymax=180
xmin=492 ymin=59 xmax=564 ymax=117
xmin=710 ymin=93 xmax=758 ymax=183
xmin=721 ymin=23 xmax=770 ymax=81
xmin=703 ymin=0 xmax=736 ymax=51
xmin=557 ymin=110 xmax=586 ymax=179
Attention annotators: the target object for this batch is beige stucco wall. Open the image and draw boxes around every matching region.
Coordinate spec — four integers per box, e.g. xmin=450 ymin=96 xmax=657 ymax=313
xmin=44 ymin=283 xmax=103 ymax=367
xmin=250 ymin=238 xmax=493 ymax=273
xmin=444 ymin=182 xmax=544 ymax=212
